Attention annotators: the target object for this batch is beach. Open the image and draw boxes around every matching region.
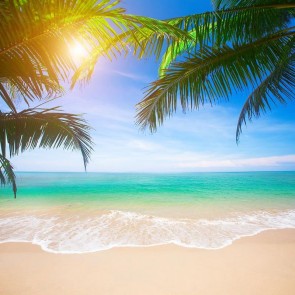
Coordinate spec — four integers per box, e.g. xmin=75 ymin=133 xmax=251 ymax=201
xmin=1 ymin=172 xmax=295 ymax=294
xmin=1 ymin=0 xmax=295 ymax=293
xmin=0 ymin=229 xmax=294 ymax=295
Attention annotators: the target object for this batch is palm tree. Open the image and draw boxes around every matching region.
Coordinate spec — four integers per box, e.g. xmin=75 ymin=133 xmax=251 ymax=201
xmin=0 ymin=0 xmax=186 ymax=196
xmin=136 ymin=0 xmax=295 ymax=142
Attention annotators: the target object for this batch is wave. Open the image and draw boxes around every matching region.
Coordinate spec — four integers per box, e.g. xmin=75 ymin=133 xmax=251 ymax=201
xmin=0 ymin=210 xmax=295 ymax=253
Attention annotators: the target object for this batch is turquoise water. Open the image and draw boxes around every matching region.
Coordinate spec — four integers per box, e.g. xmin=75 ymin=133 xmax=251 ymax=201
xmin=0 ymin=172 xmax=295 ymax=253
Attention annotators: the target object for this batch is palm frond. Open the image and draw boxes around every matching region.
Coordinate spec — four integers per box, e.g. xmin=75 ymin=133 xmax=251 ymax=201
xmin=158 ymin=29 xmax=198 ymax=77
xmin=156 ymin=0 xmax=295 ymax=85
xmin=0 ymin=0 xmax=129 ymax=107
xmin=0 ymin=83 xmax=17 ymax=112
xmin=236 ymin=50 xmax=295 ymax=142
xmin=0 ymin=0 xmax=189 ymax=107
xmin=0 ymin=107 xmax=93 ymax=169
xmin=71 ymin=15 xmax=191 ymax=86
xmin=164 ymin=2 xmax=294 ymax=50
xmin=0 ymin=154 xmax=16 ymax=198
xmin=136 ymin=29 xmax=295 ymax=131
xmin=1 ymin=76 xmax=64 ymax=111
xmin=213 ymin=0 xmax=295 ymax=10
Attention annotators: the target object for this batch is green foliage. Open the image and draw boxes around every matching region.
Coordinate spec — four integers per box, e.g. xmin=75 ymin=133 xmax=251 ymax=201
xmin=0 ymin=0 xmax=187 ymax=112
xmin=71 ymin=15 xmax=189 ymax=85
xmin=0 ymin=0 xmax=186 ymax=101
xmin=0 ymin=106 xmax=93 ymax=196
xmin=136 ymin=0 xmax=295 ymax=142
xmin=237 ymin=47 xmax=295 ymax=141
xmin=0 ymin=0 xmax=126 ymax=108
xmin=0 ymin=108 xmax=93 ymax=166
xmin=0 ymin=155 xmax=16 ymax=198
xmin=0 ymin=0 xmax=187 ymax=196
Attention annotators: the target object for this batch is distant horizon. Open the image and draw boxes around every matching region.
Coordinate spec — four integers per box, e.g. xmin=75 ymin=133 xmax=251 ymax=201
xmin=14 ymin=170 xmax=295 ymax=174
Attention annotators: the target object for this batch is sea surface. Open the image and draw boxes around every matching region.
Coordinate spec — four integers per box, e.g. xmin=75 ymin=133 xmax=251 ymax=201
xmin=0 ymin=172 xmax=295 ymax=253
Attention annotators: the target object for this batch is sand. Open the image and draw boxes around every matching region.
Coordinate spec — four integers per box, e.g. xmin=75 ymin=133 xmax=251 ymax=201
xmin=0 ymin=229 xmax=294 ymax=295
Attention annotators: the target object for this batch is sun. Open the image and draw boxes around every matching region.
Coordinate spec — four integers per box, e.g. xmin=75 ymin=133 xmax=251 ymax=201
xmin=69 ymin=41 xmax=88 ymax=61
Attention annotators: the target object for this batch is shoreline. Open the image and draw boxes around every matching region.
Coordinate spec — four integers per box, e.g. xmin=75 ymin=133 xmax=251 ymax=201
xmin=1 ymin=226 xmax=295 ymax=254
xmin=1 ymin=229 xmax=295 ymax=295
xmin=1 ymin=208 xmax=294 ymax=254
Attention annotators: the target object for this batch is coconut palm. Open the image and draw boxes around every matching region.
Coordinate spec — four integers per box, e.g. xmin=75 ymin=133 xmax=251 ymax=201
xmin=136 ymin=0 xmax=295 ymax=142
xmin=0 ymin=0 xmax=186 ymax=196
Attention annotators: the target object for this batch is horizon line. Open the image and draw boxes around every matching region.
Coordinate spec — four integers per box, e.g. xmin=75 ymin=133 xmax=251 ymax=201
xmin=14 ymin=170 xmax=295 ymax=174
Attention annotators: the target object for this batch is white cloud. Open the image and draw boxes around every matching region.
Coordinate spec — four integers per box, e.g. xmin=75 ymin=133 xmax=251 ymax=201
xmin=127 ymin=139 xmax=162 ymax=152
xmin=178 ymin=154 xmax=295 ymax=169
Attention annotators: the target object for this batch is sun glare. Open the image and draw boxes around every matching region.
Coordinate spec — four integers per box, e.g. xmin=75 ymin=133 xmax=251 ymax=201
xmin=69 ymin=41 xmax=88 ymax=61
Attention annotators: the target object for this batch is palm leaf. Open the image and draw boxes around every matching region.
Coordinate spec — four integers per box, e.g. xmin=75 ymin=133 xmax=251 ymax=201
xmin=158 ymin=29 xmax=198 ymax=77
xmin=136 ymin=29 xmax=295 ymax=131
xmin=1 ymin=0 xmax=189 ymax=107
xmin=71 ymin=15 xmax=191 ymax=85
xmin=236 ymin=49 xmax=295 ymax=142
xmin=0 ymin=154 xmax=16 ymax=198
xmin=0 ymin=0 xmax=127 ymax=107
xmin=213 ymin=0 xmax=295 ymax=10
xmin=144 ymin=1 xmax=295 ymax=139
xmin=0 ymin=107 xmax=93 ymax=169
xmin=154 ymin=0 xmax=295 ymax=83
xmin=164 ymin=2 xmax=294 ymax=49
xmin=1 ymin=76 xmax=64 ymax=110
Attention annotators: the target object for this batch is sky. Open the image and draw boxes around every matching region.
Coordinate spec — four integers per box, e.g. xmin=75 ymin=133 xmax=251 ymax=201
xmin=10 ymin=0 xmax=295 ymax=172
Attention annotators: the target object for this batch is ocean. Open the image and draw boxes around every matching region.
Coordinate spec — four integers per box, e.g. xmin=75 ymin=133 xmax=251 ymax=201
xmin=0 ymin=172 xmax=295 ymax=253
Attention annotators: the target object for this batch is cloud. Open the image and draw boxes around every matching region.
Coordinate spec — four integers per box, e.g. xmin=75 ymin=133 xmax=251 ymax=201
xmin=178 ymin=154 xmax=295 ymax=169
xmin=127 ymin=139 xmax=162 ymax=152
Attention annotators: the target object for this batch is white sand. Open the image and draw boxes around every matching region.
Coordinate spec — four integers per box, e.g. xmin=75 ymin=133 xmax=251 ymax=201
xmin=0 ymin=229 xmax=295 ymax=295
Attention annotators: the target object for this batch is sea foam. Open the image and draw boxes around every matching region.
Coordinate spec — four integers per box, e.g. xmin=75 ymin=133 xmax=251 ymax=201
xmin=0 ymin=210 xmax=295 ymax=253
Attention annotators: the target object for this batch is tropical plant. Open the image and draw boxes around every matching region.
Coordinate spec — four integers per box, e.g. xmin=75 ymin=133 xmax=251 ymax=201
xmin=0 ymin=0 xmax=187 ymax=196
xmin=0 ymin=107 xmax=93 ymax=197
xmin=136 ymin=0 xmax=295 ymax=142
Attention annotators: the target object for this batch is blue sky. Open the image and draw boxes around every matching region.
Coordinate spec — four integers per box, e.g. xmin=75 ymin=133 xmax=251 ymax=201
xmin=11 ymin=0 xmax=295 ymax=172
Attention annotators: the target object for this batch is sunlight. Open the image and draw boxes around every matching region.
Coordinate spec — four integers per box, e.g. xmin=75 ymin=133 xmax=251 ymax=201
xmin=69 ymin=41 xmax=88 ymax=61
